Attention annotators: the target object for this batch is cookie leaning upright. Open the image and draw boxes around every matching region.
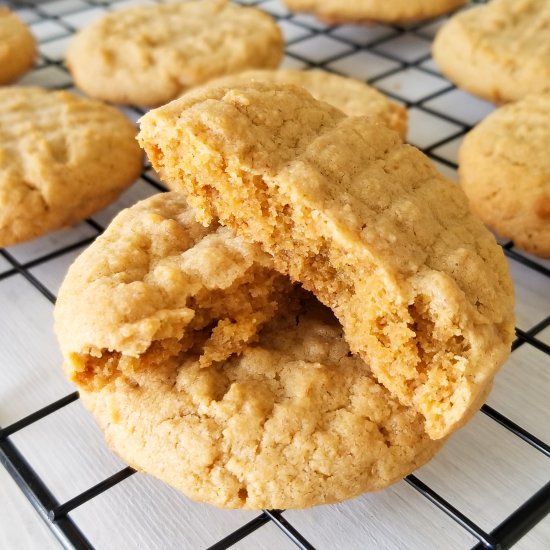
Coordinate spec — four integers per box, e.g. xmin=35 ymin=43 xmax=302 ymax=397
xmin=0 ymin=7 xmax=36 ymax=84
xmin=433 ymin=0 xmax=550 ymax=103
xmin=204 ymin=69 xmax=407 ymax=139
xmin=139 ymin=82 xmax=516 ymax=440
xmin=66 ymin=0 xmax=283 ymax=106
xmin=0 ymin=87 xmax=142 ymax=247
xmin=460 ymin=94 xmax=550 ymax=258
xmin=283 ymin=0 xmax=466 ymax=24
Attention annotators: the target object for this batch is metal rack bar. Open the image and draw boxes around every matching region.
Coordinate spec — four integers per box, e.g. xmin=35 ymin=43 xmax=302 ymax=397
xmin=1 ymin=1 xmax=548 ymax=549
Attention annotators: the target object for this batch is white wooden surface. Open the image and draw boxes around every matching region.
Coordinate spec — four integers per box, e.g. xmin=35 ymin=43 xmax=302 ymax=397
xmin=0 ymin=466 xmax=60 ymax=550
xmin=1 ymin=1 xmax=549 ymax=549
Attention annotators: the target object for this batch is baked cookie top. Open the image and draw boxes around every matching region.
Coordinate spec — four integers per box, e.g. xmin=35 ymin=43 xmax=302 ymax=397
xmin=66 ymin=0 xmax=283 ymax=106
xmin=283 ymin=0 xmax=466 ymax=23
xmin=0 ymin=87 xmax=143 ymax=247
xmin=79 ymin=290 xmax=442 ymax=510
xmin=460 ymin=94 xmax=550 ymax=258
xmin=139 ymin=82 xmax=515 ymax=440
xmin=433 ymin=0 xmax=550 ymax=102
xmin=0 ymin=7 xmax=36 ymax=84
xmin=57 ymin=192 xmax=440 ymax=508
xmin=205 ymin=69 xmax=407 ymax=138
xmin=55 ymin=193 xmax=291 ymax=390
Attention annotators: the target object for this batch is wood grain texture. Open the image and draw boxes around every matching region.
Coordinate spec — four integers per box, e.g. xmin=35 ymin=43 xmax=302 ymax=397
xmin=0 ymin=275 xmax=73 ymax=427
xmin=10 ymin=400 xmax=126 ymax=504
xmin=69 ymin=473 xmax=290 ymax=549
xmin=0 ymin=466 xmax=60 ymax=550
xmin=488 ymin=343 xmax=550 ymax=443
xmin=507 ymin=257 xmax=550 ymax=330
xmin=1 ymin=1 xmax=549 ymax=549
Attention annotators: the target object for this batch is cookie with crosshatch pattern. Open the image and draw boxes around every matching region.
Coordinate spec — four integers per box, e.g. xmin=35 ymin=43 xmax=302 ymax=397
xmin=138 ymin=81 xmax=515 ymax=441
xmin=54 ymin=192 xmax=443 ymax=509
xmin=66 ymin=0 xmax=283 ymax=106
xmin=202 ymin=69 xmax=407 ymax=138
xmin=0 ymin=87 xmax=142 ymax=247
xmin=0 ymin=7 xmax=36 ymax=84
xmin=433 ymin=0 xmax=550 ymax=103
xmin=283 ymin=0 xmax=467 ymax=23
xmin=459 ymin=94 xmax=550 ymax=258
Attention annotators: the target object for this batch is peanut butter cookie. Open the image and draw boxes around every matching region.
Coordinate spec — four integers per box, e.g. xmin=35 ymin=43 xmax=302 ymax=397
xmin=284 ymin=0 xmax=466 ymax=24
xmin=0 ymin=87 xmax=142 ymax=247
xmin=55 ymin=193 xmax=291 ymax=391
xmin=0 ymin=7 xmax=36 ymax=84
xmin=204 ymin=69 xmax=407 ymax=138
xmin=66 ymin=0 xmax=283 ymax=106
xmin=54 ymin=191 xmax=441 ymax=508
xmin=139 ymin=83 xmax=515 ymax=440
xmin=460 ymin=94 xmax=550 ymax=258
xmin=433 ymin=0 xmax=550 ymax=102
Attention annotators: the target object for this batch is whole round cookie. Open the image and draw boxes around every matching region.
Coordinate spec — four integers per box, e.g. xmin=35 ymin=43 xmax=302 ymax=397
xmin=0 ymin=7 xmax=37 ymax=84
xmin=55 ymin=192 xmax=441 ymax=509
xmin=204 ymin=69 xmax=407 ymax=138
xmin=433 ymin=0 xmax=550 ymax=103
xmin=0 ymin=87 xmax=143 ymax=247
xmin=66 ymin=0 xmax=283 ymax=106
xmin=459 ymin=95 xmax=550 ymax=258
xmin=55 ymin=193 xmax=292 ymax=391
xmin=283 ymin=0 xmax=466 ymax=23
xmin=139 ymin=82 xmax=516 ymax=441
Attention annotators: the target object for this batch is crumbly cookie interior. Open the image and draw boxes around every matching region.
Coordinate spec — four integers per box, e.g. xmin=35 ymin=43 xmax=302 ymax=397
xmin=70 ymin=266 xmax=288 ymax=390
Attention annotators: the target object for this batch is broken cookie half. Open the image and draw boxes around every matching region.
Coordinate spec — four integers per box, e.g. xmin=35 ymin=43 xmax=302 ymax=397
xmin=54 ymin=192 xmax=290 ymax=391
xmin=138 ymin=82 xmax=515 ymax=440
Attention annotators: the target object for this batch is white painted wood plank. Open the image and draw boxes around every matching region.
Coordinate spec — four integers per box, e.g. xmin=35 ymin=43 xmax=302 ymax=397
xmin=416 ymin=413 xmax=550 ymax=531
xmin=286 ymin=482 xmax=475 ymax=550
xmin=10 ymin=400 xmax=126 ymax=504
xmin=515 ymin=515 xmax=550 ymax=550
xmin=0 ymin=275 xmax=73 ymax=427
xmin=5 ymin=222 xmax=96 ymax=265
xmin=507 ymin=258 xmax=550 ymax=331
xmin=0 ymin=466 xmax=61 ymax=550
xmin=69 ymin=473 xmax=284 ymax=549
xmin=29 ymin=246 xmax=88 ymax=297
xmin=487 ymin=343 xmax=550 ymax=443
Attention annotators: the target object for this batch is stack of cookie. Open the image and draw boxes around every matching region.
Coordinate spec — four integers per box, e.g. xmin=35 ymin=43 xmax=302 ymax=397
xmin=432 ymin=0 xmax=550 ymax=258
xmin=54 ymin=81 xmax=515 ymax=509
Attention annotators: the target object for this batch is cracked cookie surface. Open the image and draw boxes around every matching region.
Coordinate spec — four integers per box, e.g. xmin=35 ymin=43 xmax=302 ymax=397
xmin=79 ymin=289 xmax=442 ymax=509
xmin=55 ymin=192 xmax=440 ymax=508
xmin=459 ymin=94 xmax=550 ymax=258
xmin=66 ymin=0 xmax=283 ymax=106
xmin=203 ymin=69 xmax=407 ymax=138
xmin=433 ymin=0 xmax=550 ymax=102
xmin=0 ymin=87 xmax=142 ymax=247
xmin=283 ymin=0 xmax=466 ymax=23
xmin=139 ymin=82 xmax=515 ymax=440
xmin=55 ymin=192 xmax=291 ymax=391
xmin=0 ymin=7 xmax=36 ymax=84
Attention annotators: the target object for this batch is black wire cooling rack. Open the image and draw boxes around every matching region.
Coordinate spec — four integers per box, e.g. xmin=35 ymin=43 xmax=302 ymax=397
xmin=0 ymin=1 xmax=549 ymax=549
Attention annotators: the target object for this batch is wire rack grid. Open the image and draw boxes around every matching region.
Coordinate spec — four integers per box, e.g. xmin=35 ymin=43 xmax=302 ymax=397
xmin=0 ymin=0 xmax=549 ymax=549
